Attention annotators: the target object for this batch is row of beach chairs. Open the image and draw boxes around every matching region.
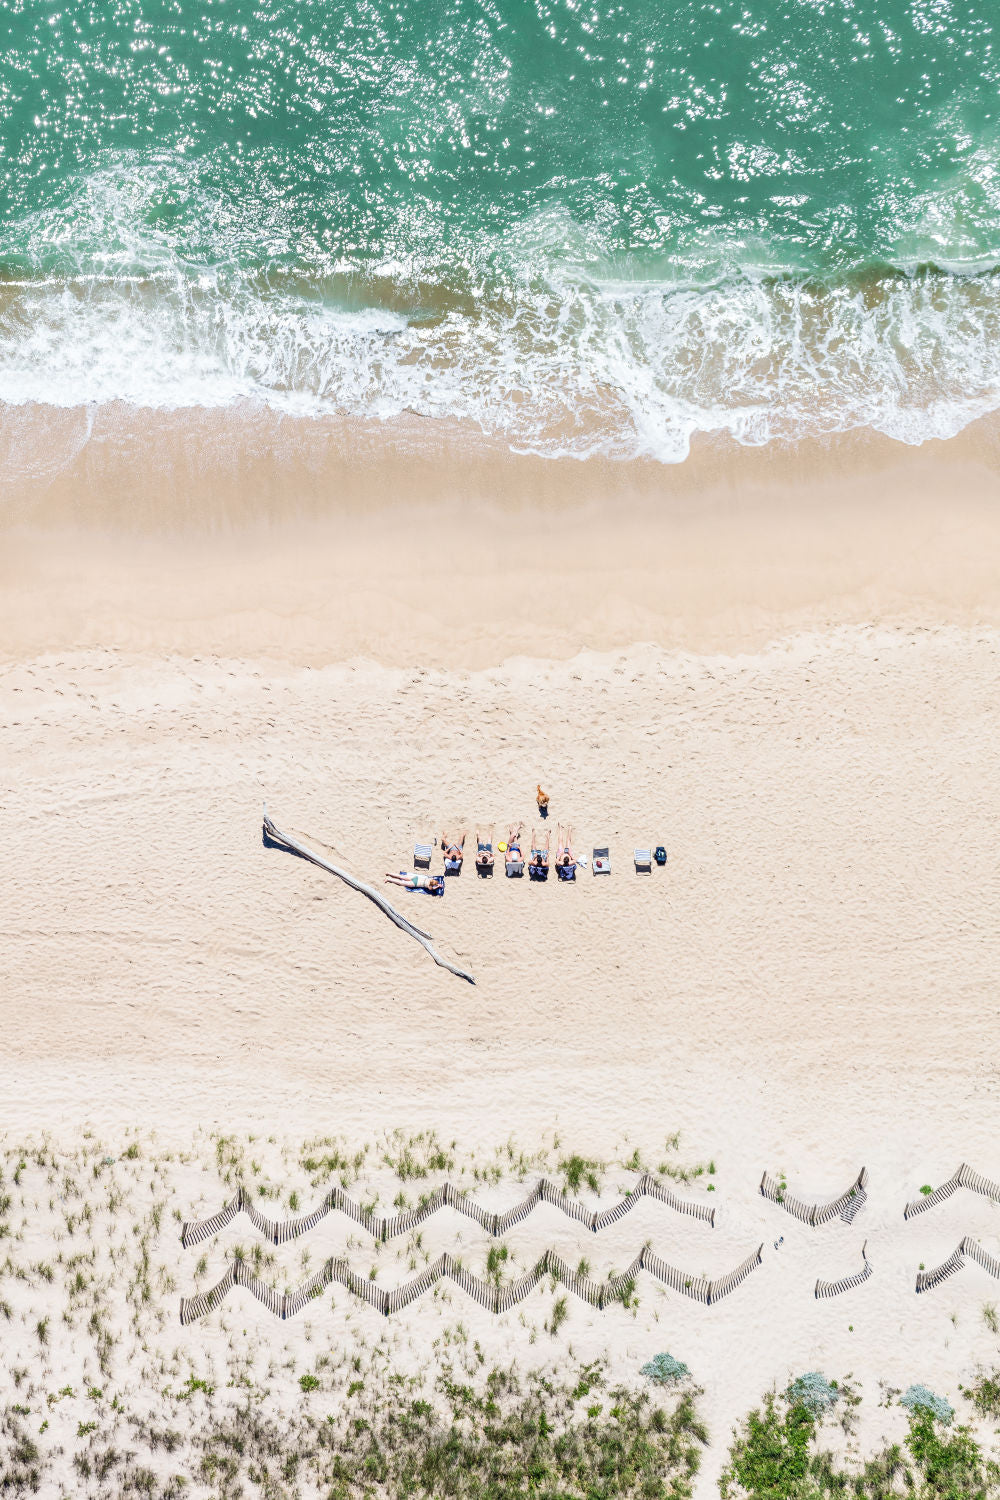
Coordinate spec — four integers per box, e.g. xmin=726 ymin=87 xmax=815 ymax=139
xmin=412 ymin=843 xmax=666 ymax=876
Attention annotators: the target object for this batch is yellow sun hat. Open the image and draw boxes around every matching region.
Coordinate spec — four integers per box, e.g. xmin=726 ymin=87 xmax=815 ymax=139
xmin=497 ymin=840 xmax=508 ymax=853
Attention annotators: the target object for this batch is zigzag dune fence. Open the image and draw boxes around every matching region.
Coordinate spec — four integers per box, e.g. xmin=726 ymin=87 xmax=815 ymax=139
xmin=815 ymin=1241 xmax=871 ymax=1299
xmin=760 ymin=1167 xmax=868 ymax=1226
xmin=915 ymin=1236 xmax=1000 ymax=1294
xmin=181 ymin=1175 xmax=716 ymax=1250
xmin=179 ymin=1242 xmax=764 ymax=1324
xmin=904 ymin=1164 xmax=1000 ymax=1220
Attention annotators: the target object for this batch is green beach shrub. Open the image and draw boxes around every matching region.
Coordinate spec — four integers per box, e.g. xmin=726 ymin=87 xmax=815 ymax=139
xmin=904 ymin=1406 xmax=995 ymax=1497
xmin=786 ymin=1372 xmax=840 ymax=1417
xmin=720 ymin=1392 xmax=816 ymax=1499
xmin=190 ymin=1358 xmax=707 ymax=1500
xmin=722 ymin=1379 xmax=999 ymax=1500
xmin=558 ymin=1154 xmax=603 ymax=1194
xmin=642 ymin=1353 xmax=690 ymax=1386
xmin=901 ymin=1384 xmax=954 ymax=1424
xmin=969 ymin=1370 xmax=1000 ymax=1419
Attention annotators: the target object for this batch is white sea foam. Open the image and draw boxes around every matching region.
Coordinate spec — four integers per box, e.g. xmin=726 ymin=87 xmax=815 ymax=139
xmin=2 ymin=256 xmax=1000 ymax=464
xmin=4 ymin=155 xmax=1000 ymax=465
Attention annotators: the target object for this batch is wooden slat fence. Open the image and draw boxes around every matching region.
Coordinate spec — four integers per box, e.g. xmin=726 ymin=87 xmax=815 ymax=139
xmin=915 ymin=1244 xmax=967 ymax=1294
xmin=181 ymin=1174 xmax=715 ymax=1250
xmin=760 ymin=1168 xmax=868 ymax=1226
xmin=915 ymin=1236 xmax=1000 ymax=1294
xmin=903 ymin=1164 xmax=1000 ymax=1220
xmin=179 ymin=1241 xmax=763 ymax=1325
xmin=963 ymin=1237 xmax=1000 ymax=1280
xmin=815 ymin=1241 xmax=871 ymax=1299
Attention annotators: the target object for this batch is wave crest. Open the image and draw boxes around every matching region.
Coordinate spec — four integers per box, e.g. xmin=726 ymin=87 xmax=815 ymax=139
xmin=4 ymin=166 xmax=1000 ymax=464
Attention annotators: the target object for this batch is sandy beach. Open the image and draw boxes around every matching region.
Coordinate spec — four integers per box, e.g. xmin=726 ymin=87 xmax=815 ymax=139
xmin=7 ymin=0 xmax=1000 ymax=1485
xmin=3 ymin=403 xmax=1000 ymax=667
xmin=2 ymin=406 xmax=1000 ymax=1492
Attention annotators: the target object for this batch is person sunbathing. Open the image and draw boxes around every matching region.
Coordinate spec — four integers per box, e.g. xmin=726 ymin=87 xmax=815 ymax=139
xmin=504 ymin=822 xmax=524 ymax=877
xmin=440 ymin=830 xmax=466 ymax=874
xmin=528 ymin=828 xmax=550 ymax=881
xmin=475 ymin=827 xmax=495 ymax=873
xmin=555 ymin=824 xmax=577 ymax=881
xmin=385 ymin=870 xmax=445 ymax=896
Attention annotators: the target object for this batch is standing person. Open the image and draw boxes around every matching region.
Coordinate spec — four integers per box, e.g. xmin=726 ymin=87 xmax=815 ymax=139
xmin=555 ymin=824 xmax=578 ymax=882
xmin=536 ymin=785 xmax=550 ymax=819
xmin=475 ymin=827 xmax=495 ymax=874
xmin=529 ymin=829 xmax=550 ymax=881
xmin=440 ymin=831 xmax=467 ymax=874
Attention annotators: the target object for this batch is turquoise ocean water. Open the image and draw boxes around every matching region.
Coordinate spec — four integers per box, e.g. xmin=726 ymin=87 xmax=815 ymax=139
xmin=1 ymin=0 xmax=999 ymax=461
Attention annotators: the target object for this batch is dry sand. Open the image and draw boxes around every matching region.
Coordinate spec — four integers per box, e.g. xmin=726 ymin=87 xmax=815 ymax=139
xmin=2 ymin=405 xmax=1000 ymax=1492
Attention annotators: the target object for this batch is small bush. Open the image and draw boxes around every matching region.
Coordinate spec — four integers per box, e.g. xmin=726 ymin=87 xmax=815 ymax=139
xmin=641 ymin=1353 xmax=690 ymax=1386
xmin=967 ymin=1371 xmax=1000 ymax=1419
xmin=901 ymin=1385 xmax=953 ymax=1424
xmin=177 ymin=1377 xmax=213 ymax=1400
xmin=547 ymin=1295 xmax=569 ymax=1336
xmin=299 ymin=1374 xmax=320 ymax=1394
xmin=905 ymin=1406 xmax=990 ymax=1494
xmin=559 ymin=1154 xmax=602 ymax=1194
xmin=485 ymin=1244 xmax=509 ymax=1285
xmin=720 ymin=1392 xmax=815 ymax=1499
xmin=787 ymin=1372 xmax=840 ymax=1416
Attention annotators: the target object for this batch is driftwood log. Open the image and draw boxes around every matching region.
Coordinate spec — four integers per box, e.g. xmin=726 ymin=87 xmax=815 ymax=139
xmin=263 ymin=811 xmax=475 ymax=984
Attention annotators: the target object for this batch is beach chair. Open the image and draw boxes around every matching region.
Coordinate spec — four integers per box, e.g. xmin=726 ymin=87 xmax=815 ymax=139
xmin=634 ymin=848 xmax=651 ymax=873
xmin=505 ymin=855 xmax=525 ymax=878
xmin=528 ymin=861 xmax=548 ymax=882
xmin=413 ymin=842 xmax=433 ymax=869
xmin=592 ymin=847 xmax=610 ymax=875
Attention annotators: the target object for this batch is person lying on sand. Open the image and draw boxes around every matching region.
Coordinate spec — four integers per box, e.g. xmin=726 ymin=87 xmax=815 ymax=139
xmin=441 ymin=831 xmax=466 ymax=874
xmin=555 ymin=824 xmax=577 ymax=881
xmin=385 ymin=871 xmax=445 ymax=896
xmin=505 ymin=822 xmax=525 ymax=877
xmin=475 ymin=828 xmax=495 ymax=872
xmin=529 ymin=829 xmax=550 ymax=881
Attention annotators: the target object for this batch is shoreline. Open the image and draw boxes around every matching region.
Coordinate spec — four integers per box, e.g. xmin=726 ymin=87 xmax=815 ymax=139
xmin=2 ymin=403 xmax=1000 ymax=667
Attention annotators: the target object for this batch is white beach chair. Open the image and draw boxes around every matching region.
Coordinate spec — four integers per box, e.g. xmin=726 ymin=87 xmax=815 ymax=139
xmin=634 ymin=848 xmax=651 ymax=873
xmin=413 ymin=842 xmax=433 ymax=869
xmin=592 ymin=846 xmax=610 ymax=875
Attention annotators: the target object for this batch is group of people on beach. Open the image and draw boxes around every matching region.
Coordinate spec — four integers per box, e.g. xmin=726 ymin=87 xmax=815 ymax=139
xmin=385 ymin=822 xmax=579 ymax=897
